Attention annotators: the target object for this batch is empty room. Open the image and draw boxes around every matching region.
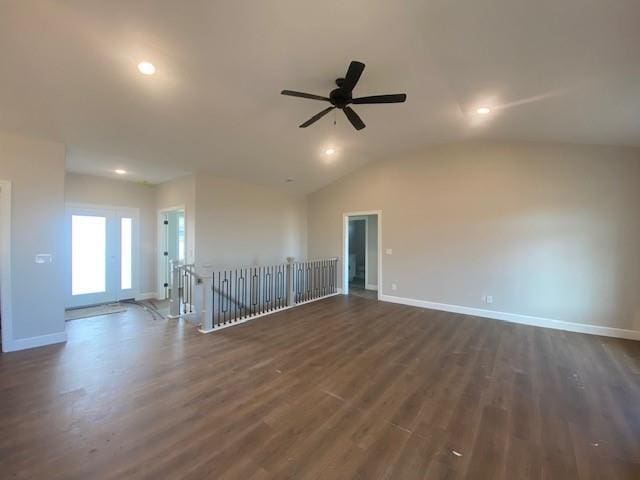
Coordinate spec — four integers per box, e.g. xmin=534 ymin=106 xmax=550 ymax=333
xmin=1 ymin=1 xmax=639 ymax=479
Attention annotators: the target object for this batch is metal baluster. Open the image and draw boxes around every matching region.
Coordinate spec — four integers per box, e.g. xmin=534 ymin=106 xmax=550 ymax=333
xmin=233 ymin=269 xmax=237 ymax=323
xmin=268 ymin=265 xmax=272 ymax=312
xmin=259 ymin=266 xmax=263 ymax=315
xmin=264 ymin=266 xmax=269 ymax=312
xmin=214 ymin=272 xmax=216 ymax=328
xmin=252 ymin=268 xmax=258 ymax=316
xmin=189 ymin=270 xmax=193 ymax=313
xmin=182 ymin=268 xmax=186 ymax=312
xmin=211 ymin=272 xmax=220 ymax=327
xmin=313 ymin=261 xmax=318 ymax=299
xmin=216 ymin=271 xmax=221 ymax=324
xmin=278 ymin=265 xmax=283 ymax=308
xmin=243 ymin=268 xmax=247 ymax=318
xmin=228 ymin=269 xmax=231 ymax=322
xmin=270 ymin=265 xmax=274 ymax=311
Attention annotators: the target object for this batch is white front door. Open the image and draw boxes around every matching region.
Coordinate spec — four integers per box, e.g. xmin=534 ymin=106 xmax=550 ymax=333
xmin=67 ymin=205 xmax=139 ymax=308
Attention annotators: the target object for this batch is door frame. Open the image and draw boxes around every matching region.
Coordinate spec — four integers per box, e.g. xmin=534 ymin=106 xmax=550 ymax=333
xmin=0 ymin=181 xmax=13 ymax=352
xmin=342 ymin=210 xmax=382 ymax=299
xmin=66 ymin=203 xmax=140 ymax=308
xmin=156 ymin=205 xmax=186 ymax=299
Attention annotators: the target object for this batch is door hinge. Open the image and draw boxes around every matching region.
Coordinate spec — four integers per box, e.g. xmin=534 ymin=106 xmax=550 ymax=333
xmin=163 ymin=251 xmax=168 ymax=256
xmin=163 ymin=220 xmax=169 ymax=225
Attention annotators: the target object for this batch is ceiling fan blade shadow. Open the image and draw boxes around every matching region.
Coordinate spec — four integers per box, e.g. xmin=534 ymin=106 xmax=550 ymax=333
xmin=281 ymin=90 xmax=330 ymax=101
xmin=353 ymin=94 xmax=407 ymax=104
xmin=341 ymin=61 xmax=365 ymax=93
xmin=343 ymin=106 xmax=365 ymax=130
xmin=299 ymin=106 xmax=335 ymax=128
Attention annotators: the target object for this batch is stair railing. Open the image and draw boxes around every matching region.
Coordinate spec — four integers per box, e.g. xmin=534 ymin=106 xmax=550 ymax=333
xmin=168 ymin=261 xmax=200 ymax=319
xmin=197 ymin=257 xmax=339 ymax=333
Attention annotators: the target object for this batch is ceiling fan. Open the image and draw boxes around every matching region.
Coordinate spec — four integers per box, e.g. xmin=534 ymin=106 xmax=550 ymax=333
xmin=281 ymin=61 xmax=407 ymax=131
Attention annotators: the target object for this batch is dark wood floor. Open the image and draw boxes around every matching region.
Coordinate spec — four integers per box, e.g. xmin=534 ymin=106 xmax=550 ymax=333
xmin=1 ymin=296 xmax=640 ymax=479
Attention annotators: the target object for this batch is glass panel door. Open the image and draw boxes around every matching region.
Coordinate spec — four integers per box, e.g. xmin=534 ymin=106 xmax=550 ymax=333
xmin=72 ymin=215 xmax=107 ymax=296
xmin=67 ymin=206 xmax=139 ymax=308
xmin=120 ymin=217 xmax=132 ymax=290
xmin=68 ymin=210 xmax=115 ymax=307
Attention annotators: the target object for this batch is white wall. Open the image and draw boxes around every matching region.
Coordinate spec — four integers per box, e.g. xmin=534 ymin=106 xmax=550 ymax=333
xmin=308 ymin=141 xmax=640 ymax=334
xmin=194 ymin=173 xmax=307 ymax=269
xmin=0 ymin=131 xmax=66 ymax=351
xmin=64 ymin=173 xmax=157 ymax=295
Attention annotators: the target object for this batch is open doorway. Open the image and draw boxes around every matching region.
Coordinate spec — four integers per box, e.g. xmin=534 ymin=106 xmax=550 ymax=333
xmin=157 ymin=207 xmax=185 ymax=300
xmin=343 ymin=211 xmax=381 ymax=300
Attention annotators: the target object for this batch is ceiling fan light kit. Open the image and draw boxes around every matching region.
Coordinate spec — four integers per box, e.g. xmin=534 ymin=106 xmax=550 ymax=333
xmin=281 ymin=60 xmax=407 ymax=131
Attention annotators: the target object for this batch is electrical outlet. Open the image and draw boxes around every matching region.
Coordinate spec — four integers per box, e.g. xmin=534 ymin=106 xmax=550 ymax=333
xmin=484 ymin=295 xmax=493 ymax=304
xmin=391 ymin=283 xmax=397 ymax=291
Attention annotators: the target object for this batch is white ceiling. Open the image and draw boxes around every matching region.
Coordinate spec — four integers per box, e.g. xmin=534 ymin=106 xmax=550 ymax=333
xmin=1 ymin=0 xmax=639 ymax=192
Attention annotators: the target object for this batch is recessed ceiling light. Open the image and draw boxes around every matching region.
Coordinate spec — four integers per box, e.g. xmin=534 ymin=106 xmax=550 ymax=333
xmin=114 ymin=169 xmax=127 ymax=175
xmin=325 ymin=148 xmax=336 ymax=155
xmin=476 ymin=106 xmax=491 ymax=115
xmin=137 ymin=61 xmax=156 ymax=75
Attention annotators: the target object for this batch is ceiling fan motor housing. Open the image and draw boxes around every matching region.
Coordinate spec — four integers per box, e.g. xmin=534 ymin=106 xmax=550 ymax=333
xmin=330 ymin=85 xmax=351 ymax=109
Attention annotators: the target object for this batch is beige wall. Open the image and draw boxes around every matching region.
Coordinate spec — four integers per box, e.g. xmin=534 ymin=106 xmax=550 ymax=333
xmin=65 ymin=173 xmax=157 ymax=295
xmin=308 ymin=141 xmax=640 ymax=331
xmin=0 ymin=131 xmax=66 ymax=349
xmin=194 ymin=173 xmax=307 ymax=269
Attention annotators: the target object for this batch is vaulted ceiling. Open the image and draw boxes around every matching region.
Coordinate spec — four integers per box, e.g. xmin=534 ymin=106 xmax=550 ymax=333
xmin=1 ymin=1 xmax=639 ymax=192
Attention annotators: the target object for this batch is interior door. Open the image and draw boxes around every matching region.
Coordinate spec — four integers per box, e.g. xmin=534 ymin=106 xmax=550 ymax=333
xmin=159 ymin=209 xmax=185 ymax=299
xmin=67 ymin=205 xmax=138 ymax=308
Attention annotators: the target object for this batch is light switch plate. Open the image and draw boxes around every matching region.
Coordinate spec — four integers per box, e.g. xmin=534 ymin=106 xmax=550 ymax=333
xmin=35 ymin=254 xmax=53 ymax=264
xmin=385 ymin=248 xmax=393 ymax=255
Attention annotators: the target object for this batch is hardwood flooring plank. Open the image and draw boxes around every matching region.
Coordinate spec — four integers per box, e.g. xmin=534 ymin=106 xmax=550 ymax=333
xmin=1 ymin=295 xmax=639 ymax=479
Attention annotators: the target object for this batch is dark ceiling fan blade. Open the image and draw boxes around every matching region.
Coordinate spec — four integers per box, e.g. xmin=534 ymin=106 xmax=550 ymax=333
xmin=343 ymin=106 xmax=365 ymax=130
xmin=281 ymin=90 xmax=330 ymax=102
xmin=353 ymin=93 xmax=407 ymax=104
xmin=299 ymin=106 xmax=335 ymax=128
xmin=341 ymin=61 xmax=365 ymax=92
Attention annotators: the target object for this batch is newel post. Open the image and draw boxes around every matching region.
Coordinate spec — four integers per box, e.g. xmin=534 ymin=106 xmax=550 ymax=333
xmin=168 ymin=260 xmax=181 ymax=319
xmin=286 ymin=257 xmax=296 ymax=306
xmin=199 ymin=274 xmax=214 ymax=333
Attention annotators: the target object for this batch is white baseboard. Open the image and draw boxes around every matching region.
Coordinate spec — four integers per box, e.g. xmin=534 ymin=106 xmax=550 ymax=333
xmin=5 ymin=331 xmax=67 ymax=352
xmin=380 ymin=294 xmax=640 ymax=341
xmin=199 ymin=305 xmax=295 ymax=334
xmin=366 ymin=284 xmax=378 ymax=291
xmin=136 ymin=292 xmax=158 ymax=301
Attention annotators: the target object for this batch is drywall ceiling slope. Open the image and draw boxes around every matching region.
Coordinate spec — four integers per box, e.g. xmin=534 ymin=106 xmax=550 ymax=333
xmin=1 ymin=0 xmax=639 ymax=192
